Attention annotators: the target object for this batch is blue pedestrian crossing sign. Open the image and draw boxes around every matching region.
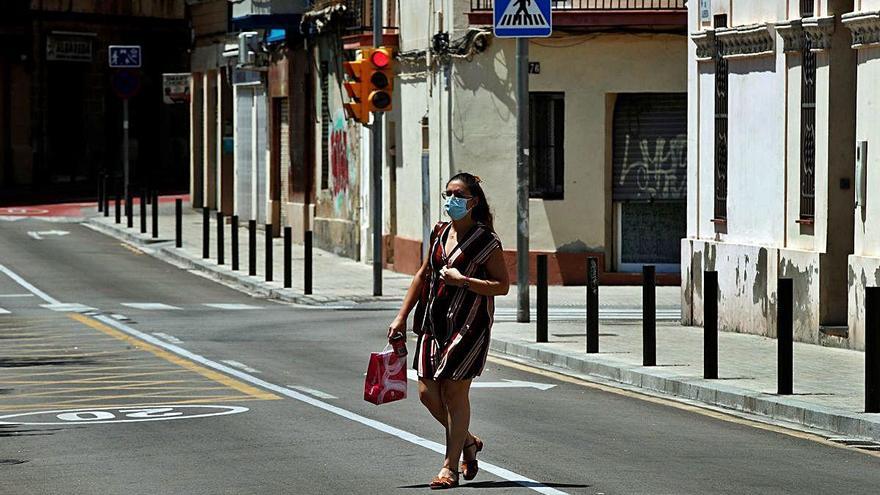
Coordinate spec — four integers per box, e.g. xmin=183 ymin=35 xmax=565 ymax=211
xmin=108 ymin=45 xmax=142 ymax=68
xmin=494 ymin=0 xmax=552 ymax=38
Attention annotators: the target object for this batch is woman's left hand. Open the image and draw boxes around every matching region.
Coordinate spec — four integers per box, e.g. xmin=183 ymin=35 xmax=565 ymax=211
xmin=440 ymin=266 xmax=466 ymax=286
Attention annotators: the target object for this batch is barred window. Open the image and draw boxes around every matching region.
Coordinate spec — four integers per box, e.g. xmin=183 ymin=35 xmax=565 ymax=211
xmin=800 ymin=1 xmax=816 ymax=220
xmin=320 ymin=61 xmax=330 ymax=191
xmin=529 ymin=92 xmax=565 ymax=200
xmin=713 ymin=14 xmax=728 ymax=221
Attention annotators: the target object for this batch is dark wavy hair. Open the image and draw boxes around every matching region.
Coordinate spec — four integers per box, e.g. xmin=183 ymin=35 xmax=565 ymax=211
xmin=447 ymin=172 xmax=494 ymax=231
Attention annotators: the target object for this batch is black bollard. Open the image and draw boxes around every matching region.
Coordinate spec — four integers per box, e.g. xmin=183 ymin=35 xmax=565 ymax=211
xmin=265 ymin=224 xmax=273 ymax=282
xmin=103 ymin=178 xmax=110 ymax=217
xmin=704 ymin=271 xmax=719 ymax=379
xmin=537 ymin=254 xmax=548 ymax=343
xmin=175 ymin=199 xmax=182 ymax=248
xmin=151 ymin=192 xmax=159 ymax=239
xmin=126 ymin=193 xmax=133 ymax=229
xmin=202 ymin=208 xmax=210 ymax=259
xmin=867 ymin=288 xmax=880 ymax=413
xmin=284 ymin=226 xmax=292 ymax=289
xmin=140 ymin=189 xmax=147 ymax=234
xmin=304 ymin=230 xmax=313 ymax=295
xmin=586 ymin=257 xmax=599 ymax=354
xmin=231 ymin=215 xmax=239 ymax=271
xmin=643 ymin=265 xmax=657 ymax=366
xmin=248 ymin=220 xmax=257 ymax=276
xmin=217 ymin=211 xmax=225 ymax=265
xmin=115 ymin=194 xmax=121 ymax=224
xmin=778 ymin=278 xmax=793 ymax=395
xmin=97 ymin=175 xmax=104 ymax=213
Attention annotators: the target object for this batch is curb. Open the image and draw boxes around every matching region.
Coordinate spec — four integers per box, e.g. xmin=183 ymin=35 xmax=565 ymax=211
xmin=84 ymin=218 xmax=401 ymax=307
xmin=489 ymin=336 xmax=880 ymax=442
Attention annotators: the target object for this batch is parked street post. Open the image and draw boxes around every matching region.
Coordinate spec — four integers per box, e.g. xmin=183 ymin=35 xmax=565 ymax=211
xmin=217 ymin=211 xmax=224 ymax=265
xmin=126 ymin=192 xmax=133 ymax=229
xmin=778 ymin=278 xmax=793 ymax=395
xmin=643 ymin=265 xmax=656 ymax=367
xmin=515 ymin=37 xmax=530 ymax=324
xmin=248 ymin=220 xmax=257 ymax=277
xmin=704 ymin=271 xmax=719 ymax=379
xmin=537 ymin=254 xmax=548 ymax=343
xmin=151 ymin=192 xmax=158 ymax=239
xmin=175 ymin=199 xmax=182 ymax=248
xmin=115 ymin=194 xmax=121 ymax=224
xmin=867 ymin=288 xmax=880 ymax=413
xmin=97 ymin=174 xmax=104 ymax=213
xmin=139 ymin=189 xmax=147 ymax=234
xmin=231 ymin=215 xmax=239 ymax=271
xmin=284 ymin=226 xmax=292 ymax=289
xmin=371 ymin=0 xmax=383 ymax=297
xmin=265 ymin=224 xmax=273 ymax=282
xmin=587 ymin=257 xmax=599 ymax=354
xmin=305 ymin=230 xmax=313 ymax=295
xmin=202 ymin=208 xmax=210 ymax=259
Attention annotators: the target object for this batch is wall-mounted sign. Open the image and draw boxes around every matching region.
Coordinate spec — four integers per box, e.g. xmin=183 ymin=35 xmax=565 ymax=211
xmin=529 ymin=62 xmax=541 ymax=74
xmin=162 ymin=73 xmax=191 ymax=104
xmin=700 ymin=0 xmax=712 ymax=23
xmin=46 ymin=34 xmax=93 ymax=62
xmin=109 ymin=45 xmax=142 ymax=68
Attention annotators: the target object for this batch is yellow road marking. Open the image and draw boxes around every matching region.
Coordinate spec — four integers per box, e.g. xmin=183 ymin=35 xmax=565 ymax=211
xmin=69 ymin=313 xmax=278 ymax=401
xmin=120 ymin=243 xmax=145 ymax=255
xmin=487 ymin=355 xmax=880 ymax=459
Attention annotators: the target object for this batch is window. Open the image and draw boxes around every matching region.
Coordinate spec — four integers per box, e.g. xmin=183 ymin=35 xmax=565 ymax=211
xmin=713 ymin=14 xmax=728 ymax=221
xmin=800 ymin=1 xmax=816 ymax=220
xmin=529 ymin=92 xmax=564 ymax=200
xmin=320 ymin=61 xmax=330 ymax=191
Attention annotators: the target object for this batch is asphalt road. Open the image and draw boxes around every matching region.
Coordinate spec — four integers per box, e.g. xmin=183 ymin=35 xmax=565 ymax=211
xmin=1 ymin=218 xmax=880 ymax=495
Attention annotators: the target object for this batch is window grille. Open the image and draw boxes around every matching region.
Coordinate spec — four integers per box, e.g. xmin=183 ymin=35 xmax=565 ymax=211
xmin=713 ymin=14 xmax=728 ymax=220
xmin=320 ymin=61 xmax=330 ymax=191
xmin=529 ymin=92 xmax=565 ymax=200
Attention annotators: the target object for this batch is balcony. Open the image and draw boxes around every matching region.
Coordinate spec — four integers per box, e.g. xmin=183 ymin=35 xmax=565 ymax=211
xmin=468 ymin=0 xmax=687 ymax=30
xmin=307 ymin=0 xmax=399 ymax=47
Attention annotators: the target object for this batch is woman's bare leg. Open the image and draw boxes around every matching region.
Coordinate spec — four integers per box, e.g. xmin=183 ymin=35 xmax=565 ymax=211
xmin=418 ymin=377 xmax=448 ymax=427
xmin=439 ymin=378 xmax=473 ymax=473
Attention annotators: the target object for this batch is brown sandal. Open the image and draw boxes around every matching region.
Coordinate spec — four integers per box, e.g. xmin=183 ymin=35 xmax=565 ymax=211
xmin=430 ymin=468 xmax=459 ymax=490
xmin=460 ymin=436 xmax=484 ymax=481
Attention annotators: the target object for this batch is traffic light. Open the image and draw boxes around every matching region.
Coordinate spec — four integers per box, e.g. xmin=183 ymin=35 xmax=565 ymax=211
xmin=343 ymin=56 xmax=368 ymax=124
xmin=364 ymin=47 xmax=395 ymax=113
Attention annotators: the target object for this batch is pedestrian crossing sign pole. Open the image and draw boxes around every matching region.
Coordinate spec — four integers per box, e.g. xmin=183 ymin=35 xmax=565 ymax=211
xmin=493 ymin=0 xmax=553 ymax=38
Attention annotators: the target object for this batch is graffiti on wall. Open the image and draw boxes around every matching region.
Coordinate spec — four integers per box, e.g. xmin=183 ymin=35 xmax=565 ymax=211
xmin=617 ymin=134 xmax=687 ymax=200
xmin=329 ymin=109 xmax=355 ymax=214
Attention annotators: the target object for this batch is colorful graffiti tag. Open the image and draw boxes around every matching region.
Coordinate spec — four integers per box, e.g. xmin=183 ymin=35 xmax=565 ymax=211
xmin=329 ymin=109 xmax=354 ymax=214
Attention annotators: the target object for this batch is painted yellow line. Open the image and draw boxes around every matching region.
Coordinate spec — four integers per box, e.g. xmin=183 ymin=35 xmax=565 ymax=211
xmin=120 ymin=243 xmax=145 ymax=255
xmin=487 ymin=355 xmax=880 ymax=459
xmin=69 ymin=313 xmax=279 ymax=401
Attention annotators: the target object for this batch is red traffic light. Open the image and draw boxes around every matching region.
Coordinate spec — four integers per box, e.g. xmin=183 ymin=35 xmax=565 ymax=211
xmin=370 ymin=49 xmax=391 ymax=69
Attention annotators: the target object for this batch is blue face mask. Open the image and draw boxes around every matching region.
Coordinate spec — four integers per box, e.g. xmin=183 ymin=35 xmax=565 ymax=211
xmin=444 ymin=196 xmax=472 ymax=221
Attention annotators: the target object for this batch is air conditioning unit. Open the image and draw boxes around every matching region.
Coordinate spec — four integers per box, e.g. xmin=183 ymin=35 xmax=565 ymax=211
xmin=238 ymin=31 xmax=258 ymax=67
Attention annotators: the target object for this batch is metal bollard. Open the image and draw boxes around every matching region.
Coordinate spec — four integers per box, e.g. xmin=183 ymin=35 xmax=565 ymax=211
xmin=304 ymin=230 xmax=313 ymax=295
xmin=704 ymin=271 xmax=719 ymax=379
xmin=97 ymin=174 xmax=104 ymax=213
xmin=778 ymin=278 xmax=793 ymax=395
xmin=175 ymin=199 xmax=182 ymax=248
xmin=866 ymin=288 xmax=880 ymax=413
xmin=231 ymin=215 xmax=239 ymax=271
xmin=140 ymin=189 xmax=147 ymax=234
xmin=265 ymin=224 xmax=273 ymax=282
xmin=103 ymin=178 xmax=110 ymax=217
xmin=248 ymin=220 xmax=257 ymax=276
xmin=216 ymin=211 xmax=225 ymax=265
xmin=537 ymin=254 xmax=548 ymax=343
xmin=284 ymin=226 xmax=292 ymax=288
xmin=126 ymin=193 xmax=133 ymax=229
xmin=202 ymin=208 xmax=210 ymax=259
xmin=115 ymin=194 xmax=121 ymax=224
xmin=643 ymin=265 xmax=657 ymax=366
xmin=586 ymin=257 xmax=599 ymax=354
xmin=151 ymin=192 xmax=159 ymax=239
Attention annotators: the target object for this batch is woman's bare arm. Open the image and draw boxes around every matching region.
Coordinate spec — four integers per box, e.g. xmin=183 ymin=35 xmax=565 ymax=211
xmin=388 ymin=256 xmax=431 ymax=338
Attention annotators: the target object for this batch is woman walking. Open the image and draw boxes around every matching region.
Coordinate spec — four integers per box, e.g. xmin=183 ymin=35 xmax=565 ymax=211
xmin=388 ymin=172 xmax=510 ymax=489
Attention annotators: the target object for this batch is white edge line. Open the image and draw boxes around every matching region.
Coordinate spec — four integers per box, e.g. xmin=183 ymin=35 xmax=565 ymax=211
xmin=0 ymin=308 xmax=10 ymax=315
xmin=91 ymin=314 xmax=567 ymax=495
xmin=288 ymin=386 xmax=338 ymax=400
xmin=0 ymin=264 xmax=61 ymax=305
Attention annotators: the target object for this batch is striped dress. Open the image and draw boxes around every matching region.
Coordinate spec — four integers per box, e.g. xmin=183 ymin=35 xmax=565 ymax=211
xmin=412 ymin=221 xmax=502 ymax=381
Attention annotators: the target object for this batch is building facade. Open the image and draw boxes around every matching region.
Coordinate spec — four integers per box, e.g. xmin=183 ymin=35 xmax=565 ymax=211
xmin=0 ymin=0 xmax=190 ymax=204
xmin=391 ymin=0 xmax=688 ymax=284
xmin=683 ymin=0 xmax=880 ymax=349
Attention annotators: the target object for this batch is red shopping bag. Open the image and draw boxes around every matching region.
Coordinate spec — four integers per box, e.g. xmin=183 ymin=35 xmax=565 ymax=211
xmin=363 ymin=345 xmax=407 ymax=405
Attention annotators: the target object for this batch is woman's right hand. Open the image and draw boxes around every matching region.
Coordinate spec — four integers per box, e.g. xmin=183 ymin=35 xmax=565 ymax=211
xmin=388 ymin=316 xmax=406 ymax=340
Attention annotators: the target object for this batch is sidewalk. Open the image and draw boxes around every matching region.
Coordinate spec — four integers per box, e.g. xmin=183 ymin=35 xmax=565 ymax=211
xmin=84 ymin=204 xmax=880 ymax=444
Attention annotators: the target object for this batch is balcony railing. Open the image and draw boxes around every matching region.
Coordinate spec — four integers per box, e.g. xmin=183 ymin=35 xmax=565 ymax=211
xmin=309 ymin=0 xmax=397 ymax=31
xmin=471 ymin=0 xmax=686 ymax=10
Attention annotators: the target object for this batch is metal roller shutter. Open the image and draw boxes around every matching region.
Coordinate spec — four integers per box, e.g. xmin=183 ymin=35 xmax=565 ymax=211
xmin=279 ymin=98 xmax=290 ymax=226
xmin=612 ymin=93 xmax=687 ymax=202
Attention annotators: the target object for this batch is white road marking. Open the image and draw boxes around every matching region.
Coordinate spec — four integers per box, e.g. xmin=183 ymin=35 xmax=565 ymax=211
xmin=406 ymin=369 xmax=556 ymax=390
xmin=204 ymin=303 xmax=262 ymax=310
xmin=221 ymin=360 xmax=261 ymax=373
xmin=41 ymin=303 xmax=98 ymax=313
xmin=91 ymin=314 xmax=567 ymax=495
xmin=153 ymin=332 xmax=183 ymax=344
xmin=27 ymin=230 xmax=70 ymax=240
xmin=0 ymin=264 xmax=61 ymax=305
xmin=0 ymin=294 xmax=34 ymax=298
xmin=0 ymin=405 xmax=248 ymax=426
xmin=121 ymin=303 xmax=183 ymax=311
xmin=111 ymin=314 xmax=132 ymax=321
xmin=288 ymin=386 xmax=338 ymax=400
xmin=0 ymin=307 xmax=9 ymax=315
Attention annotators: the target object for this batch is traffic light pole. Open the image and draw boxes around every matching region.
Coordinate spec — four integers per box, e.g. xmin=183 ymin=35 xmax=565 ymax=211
xmin=372 ymin=0 xmax=383 ymax=297
xmin=516 ymin=38 xmax=530 ymax=323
